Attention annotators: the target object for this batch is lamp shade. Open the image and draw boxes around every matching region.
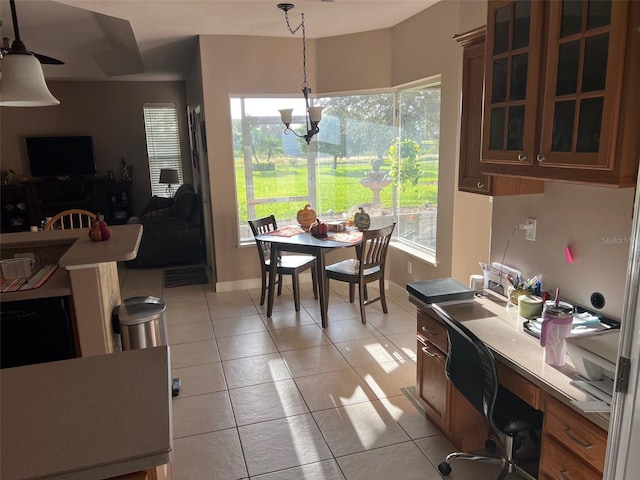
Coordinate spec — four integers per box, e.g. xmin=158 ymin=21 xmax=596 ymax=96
xmin=0 ymin=53 xmax=60 ymax=107
xmin=159 ymin=168 xmax=180 ymax=184
xmin=308 ymin=106 xmax=323 ymax=123
xmin=279 ymin=109 xmax=294 ymax=125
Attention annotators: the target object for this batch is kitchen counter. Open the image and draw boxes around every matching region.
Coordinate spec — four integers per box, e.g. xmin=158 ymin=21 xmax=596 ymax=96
xmin=0 ymin=346 xmax=172 ymax=480
xmin=0 ymin=224 xmax=142 ymax=268
xmin=0 ymin=225 xmax=143 ymax=356
xmin=409 ymin=288 xmax=609 ymax=431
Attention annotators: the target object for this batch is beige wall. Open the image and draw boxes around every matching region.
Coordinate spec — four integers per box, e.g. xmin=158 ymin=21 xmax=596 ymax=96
xmin=490 ymin=183 xmax=635 ymax=320
xmin=0 ymin=81 xmax=191 ymax=216
xmin=200 ymin=0 xmax=494 ymax=290
xmin=198 ymin=35 xmax=319 ymax=285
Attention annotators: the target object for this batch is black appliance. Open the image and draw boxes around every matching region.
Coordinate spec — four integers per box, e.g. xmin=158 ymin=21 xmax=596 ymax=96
xmin=1 ymin=296 xmax=76 ymax=368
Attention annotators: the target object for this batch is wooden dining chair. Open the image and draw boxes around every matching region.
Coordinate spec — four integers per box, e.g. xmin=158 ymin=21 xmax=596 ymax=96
xmin=325 ymin=223 xmax=396 ymax=324
xmin=44 ymin=209 xmax=97 ymax=230
xmin=248 ymin=215 xmax=318 ymax=312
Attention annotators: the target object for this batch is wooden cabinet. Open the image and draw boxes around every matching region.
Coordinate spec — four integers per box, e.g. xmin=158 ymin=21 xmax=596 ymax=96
xmin=416 ymin=309 xmax=450 ymax=431
xmin=540 ymin=395 xmax=607 ymax=479
xmin=416 ymin=309 xmax=489 ymax=451
xmin=455 ymin=26 xmax=544 ymax=196
xmin=5 ymin=179 xmax=134 ymax=228
xmin=1 ymin=185 xmax=32 ymax=233
xmin=481 ymin=0 xmax=640 ymax=187
xmin=104 ymin=182 xmax=133 ymax=225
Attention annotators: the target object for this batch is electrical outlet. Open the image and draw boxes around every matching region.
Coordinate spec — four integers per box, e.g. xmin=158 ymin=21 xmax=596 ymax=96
xmin=525 ymin=217 xmax=537 ymax=241
xmin=407 ymin=261 xmax=412 ymax=274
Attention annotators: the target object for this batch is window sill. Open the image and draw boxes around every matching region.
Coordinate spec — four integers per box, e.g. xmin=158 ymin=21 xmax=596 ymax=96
xmin=390 ymin=240 xmax=437 ymax=267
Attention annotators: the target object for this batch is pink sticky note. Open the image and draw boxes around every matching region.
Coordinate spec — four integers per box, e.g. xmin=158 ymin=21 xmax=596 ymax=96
xmin=565 ymin=246 xmax=574 ymax=264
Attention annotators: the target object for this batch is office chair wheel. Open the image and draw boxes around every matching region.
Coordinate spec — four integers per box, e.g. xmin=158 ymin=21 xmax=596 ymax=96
xmin=437 ymin=461 xmax=452 ymax=476
xmin=485 ymin=437 xmax=497 ymax=454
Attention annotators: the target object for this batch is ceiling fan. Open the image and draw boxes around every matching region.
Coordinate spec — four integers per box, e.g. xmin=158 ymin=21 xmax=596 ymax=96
xmin=1 ymin=0 xmax=64 ymax=65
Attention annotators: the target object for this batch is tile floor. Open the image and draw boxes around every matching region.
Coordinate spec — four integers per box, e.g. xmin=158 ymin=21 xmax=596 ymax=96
xmin=120 ymin=265 xmax=529 ymax=480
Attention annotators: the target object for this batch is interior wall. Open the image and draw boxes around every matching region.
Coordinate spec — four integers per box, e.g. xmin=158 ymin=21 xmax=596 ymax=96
xmin=198 ymin=35 xmax=317 ymax=285
xmin=490 ymin=182 xmax=636 ymax=320
xmin=0 ymin=81 xmax=191 ymax=217
xmin=197 ymin=1 xmax=492 ymax=289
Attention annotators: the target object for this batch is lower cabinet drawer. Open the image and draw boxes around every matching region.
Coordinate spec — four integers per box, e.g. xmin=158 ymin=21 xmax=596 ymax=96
xmin=417 ymin=309 xmax=448 ymax=353
xmin=544 ymin=396 xmax=607 ymax=473
xmin=496 ymin=362 xmax=542 ymax=410
xmin=540 ymin=436 xmax=602 ymax=480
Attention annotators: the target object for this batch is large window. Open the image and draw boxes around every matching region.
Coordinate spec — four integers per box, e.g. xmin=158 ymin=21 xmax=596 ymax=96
xmin=143 ymin=103 xmax=183 ymax=197
xmin=231 ymin=79 xmax=441 ymax=253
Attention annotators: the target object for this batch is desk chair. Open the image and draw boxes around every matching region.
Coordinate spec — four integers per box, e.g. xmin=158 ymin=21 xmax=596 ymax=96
xmin=432 ymin=303 xmax=542 ymax=480
xmin=248 ymin=216 xmax=317 ymax=312
xmin=44 ymin=209 xmax=96 ymax=230
xmin=325 ymin=223 xmax=395 ymax=324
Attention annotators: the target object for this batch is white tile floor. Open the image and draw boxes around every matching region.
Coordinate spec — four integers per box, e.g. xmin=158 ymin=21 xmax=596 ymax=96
xmin=119 ymin=265 xmax=529 ymax=480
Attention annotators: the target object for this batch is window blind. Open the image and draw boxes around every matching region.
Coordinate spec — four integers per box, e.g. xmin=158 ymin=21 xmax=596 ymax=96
xmin=143 ymin=103 xmax=183 ymax=197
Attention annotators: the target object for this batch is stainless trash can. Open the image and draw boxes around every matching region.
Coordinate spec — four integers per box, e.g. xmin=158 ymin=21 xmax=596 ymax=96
xmin=113 ymin=296 xmax=180 ymax=396
xmin=116 ymin=296 xmax=168 ymax=350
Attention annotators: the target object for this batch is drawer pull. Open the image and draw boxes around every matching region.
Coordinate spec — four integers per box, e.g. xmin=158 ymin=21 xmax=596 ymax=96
xmin=422 ymin=346 xmax=437 ymax=358
xmin=563 ymin=428 xmax=593 ymax=449
xmin=559 ymin=470 xmax=571 ymax=480
xmin=421 ymin=326 xmax=438 ymax=336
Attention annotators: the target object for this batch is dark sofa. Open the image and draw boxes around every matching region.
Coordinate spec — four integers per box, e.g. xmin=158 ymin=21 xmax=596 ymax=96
xmin=128 ymin=184 xmax=204 ymax=267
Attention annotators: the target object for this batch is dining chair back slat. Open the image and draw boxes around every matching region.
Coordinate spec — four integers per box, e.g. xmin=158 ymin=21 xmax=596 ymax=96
xmin=326 ymin=223 xmax=396 ymax=324
xmin=44 ymin=209 xmax=97 ymax=231
xmin=248 ymin=216 xmax=318 ymax=312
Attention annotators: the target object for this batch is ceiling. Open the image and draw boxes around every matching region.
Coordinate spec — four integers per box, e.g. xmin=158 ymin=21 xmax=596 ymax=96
xmin=0 ymin=0 xmax=439 ymax=81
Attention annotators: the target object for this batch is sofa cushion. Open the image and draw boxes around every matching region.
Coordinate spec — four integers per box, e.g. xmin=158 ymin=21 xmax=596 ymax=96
xmin=139 ymin=216 xmax=191 ymax=232
xmin=140 ymin=196 xmax=174 ymax=217
xmin=140 ymin=207 xmax=173 ymax=220
xmin=172 ymin=192 xmax=196 ymax=220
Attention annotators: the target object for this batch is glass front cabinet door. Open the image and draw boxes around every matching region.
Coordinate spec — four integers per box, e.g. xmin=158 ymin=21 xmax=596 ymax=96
xmin=482 ymin=0 xmax=544 ymax=166
xmin=539 ymin=0 xmax=626 ymax=169
xmin=481 ymin=0 xmax=640 ymax=187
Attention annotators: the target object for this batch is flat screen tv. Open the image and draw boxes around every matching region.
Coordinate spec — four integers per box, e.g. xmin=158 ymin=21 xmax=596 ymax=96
xmin=26 ymin=136 xmax=96 ymax=178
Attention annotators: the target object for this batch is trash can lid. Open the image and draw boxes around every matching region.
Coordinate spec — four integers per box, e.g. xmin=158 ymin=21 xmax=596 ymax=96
xmin=117 ymin=296 xmax=166 ymax=326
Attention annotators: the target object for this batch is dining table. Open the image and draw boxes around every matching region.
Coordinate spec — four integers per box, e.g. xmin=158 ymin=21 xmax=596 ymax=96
xmin=255 ymin=227 xmax=362 ymax=328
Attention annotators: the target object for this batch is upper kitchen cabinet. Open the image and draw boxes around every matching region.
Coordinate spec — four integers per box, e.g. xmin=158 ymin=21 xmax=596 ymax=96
xmin=456 ymin=26 xmax=544 ymax=196
xmin=481 ymin=0 xmax=640 ymax=187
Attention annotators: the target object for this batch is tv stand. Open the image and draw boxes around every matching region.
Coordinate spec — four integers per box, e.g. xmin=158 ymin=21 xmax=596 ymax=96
xmin=0 ymin=179 xmax=133 ymax=232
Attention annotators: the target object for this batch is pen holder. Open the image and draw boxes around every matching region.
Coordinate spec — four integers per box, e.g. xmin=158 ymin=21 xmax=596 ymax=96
xmin=507 ymin=286 xmax=530 ymax=305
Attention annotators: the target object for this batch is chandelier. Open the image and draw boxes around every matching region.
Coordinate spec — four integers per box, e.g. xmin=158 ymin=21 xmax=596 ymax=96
xmin=277 ymin=3 xmax=323 ymax=144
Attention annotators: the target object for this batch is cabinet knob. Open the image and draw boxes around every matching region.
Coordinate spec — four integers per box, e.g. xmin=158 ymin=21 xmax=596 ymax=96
xmin=536 ymin=154 xmax=546 ymax=163
xmin=517 ymin=153 xmax=527 ymax=162
xmin=477 ymin=181 xmax=485 ymax=189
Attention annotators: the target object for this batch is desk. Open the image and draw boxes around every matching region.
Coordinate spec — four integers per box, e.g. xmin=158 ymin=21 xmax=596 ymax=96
xmin=409 ymin=290 xmax=610 ymax=478
xmin=255 ymin=231 xmax=360 ymax=328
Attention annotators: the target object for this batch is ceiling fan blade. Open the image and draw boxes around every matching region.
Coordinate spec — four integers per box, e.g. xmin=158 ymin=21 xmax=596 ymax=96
xmin=7 ymin=0 xmax=64 ymax=65
xmin=33 ymin=52 xmax=64 ymax=65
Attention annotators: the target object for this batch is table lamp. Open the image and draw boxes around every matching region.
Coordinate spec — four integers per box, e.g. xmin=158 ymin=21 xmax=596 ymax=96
xmin=159 ymin=168 xmax=180 ymax=197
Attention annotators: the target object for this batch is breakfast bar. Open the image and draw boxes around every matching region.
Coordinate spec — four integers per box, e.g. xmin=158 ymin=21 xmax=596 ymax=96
xmin=0 ymin=224 xmax=143 ymax=357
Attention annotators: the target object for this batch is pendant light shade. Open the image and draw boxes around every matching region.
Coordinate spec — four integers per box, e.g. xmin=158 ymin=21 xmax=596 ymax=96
xmin=0 ymin=53 xmax=60 ymax=107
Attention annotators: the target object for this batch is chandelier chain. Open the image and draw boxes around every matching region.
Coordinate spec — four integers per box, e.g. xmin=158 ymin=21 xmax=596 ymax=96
xmin=283 ymin=10 xmax=309 ymax=90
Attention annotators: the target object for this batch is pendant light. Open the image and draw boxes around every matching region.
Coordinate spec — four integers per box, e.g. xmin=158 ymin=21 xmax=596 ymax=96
xmin=277 ymin=3 xmax=322 ymax=144
xmin=0 ymin=0 xmax=60 ymax=107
